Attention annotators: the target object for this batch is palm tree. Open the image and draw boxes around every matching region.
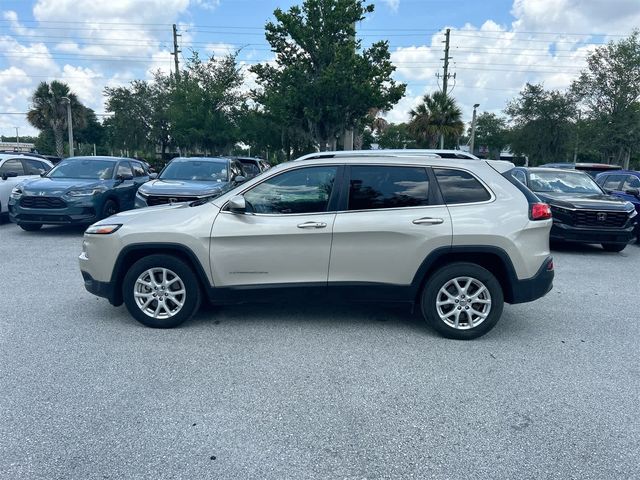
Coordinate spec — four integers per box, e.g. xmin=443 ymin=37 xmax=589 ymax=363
xmin=27 ymin=81 xmax=87 ymax=157
xmin=408 ymin=91 xmax=464 ymax=148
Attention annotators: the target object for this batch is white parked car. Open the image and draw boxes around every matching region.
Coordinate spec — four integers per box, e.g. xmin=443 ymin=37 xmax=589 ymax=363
xmin=0 ymin=153 xmax=53 ymax=217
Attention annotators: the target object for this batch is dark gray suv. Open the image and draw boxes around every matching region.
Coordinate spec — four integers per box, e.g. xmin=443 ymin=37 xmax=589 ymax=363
xmin=135 ymin=157 xmax=246 ymax=208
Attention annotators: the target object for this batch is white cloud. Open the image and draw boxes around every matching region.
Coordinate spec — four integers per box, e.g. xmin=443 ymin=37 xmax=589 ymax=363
xmin=381 ymin=0 xmax=400 ymax=12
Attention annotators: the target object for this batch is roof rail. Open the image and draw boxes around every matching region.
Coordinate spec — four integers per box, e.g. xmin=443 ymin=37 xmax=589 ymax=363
xmin=293 ymin=149 xmax=480 ymax=161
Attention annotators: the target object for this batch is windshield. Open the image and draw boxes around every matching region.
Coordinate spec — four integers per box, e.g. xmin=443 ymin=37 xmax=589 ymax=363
xmin=160 ymin=158 xmax=229 ymax=182
xmin=529 ymin=171 xmax=603 ymax=194
xmin=48 ymin=159 xmax=115 ymax=179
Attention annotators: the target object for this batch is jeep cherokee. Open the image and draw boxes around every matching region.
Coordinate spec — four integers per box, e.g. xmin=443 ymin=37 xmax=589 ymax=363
xmin=79 ymin=154 xmax=554 ymax=339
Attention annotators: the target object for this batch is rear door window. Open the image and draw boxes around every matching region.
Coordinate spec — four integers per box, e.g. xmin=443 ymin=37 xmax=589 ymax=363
xmin=116 ymin=161 xmax=133 ymax=178
xmin=22 ymin=159 xmax=50 ymax=175
xmin=434 ymin=168 xmax=491 ymax=204
xmin=348 ymin=166 xmax=430 ymax=211
xmin=622 ymin=175 xmax=640 ymax=190
xmin=131 ymin=161 xmax=146 ymax=177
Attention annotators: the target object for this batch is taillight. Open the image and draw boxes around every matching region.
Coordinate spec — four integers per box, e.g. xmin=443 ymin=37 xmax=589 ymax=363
xmin=530 ymin=202 xmax=552 ymax=220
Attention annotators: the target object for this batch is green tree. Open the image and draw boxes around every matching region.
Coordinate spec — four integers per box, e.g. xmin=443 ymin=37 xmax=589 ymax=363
xmin=376 ymin=122 xmax=415 ymax=149
xmin=251 ymin=0 xmax=405 ymax=151
xmin=408 ymin=91 xmax=464 ymax=148
xmin=27 ymin=80 xmax=87 ymax=157
xmin=471 ymin=112 xmax=509 ymax=159
xmin=505 ymin=83 xmax=576 ymax=165
xmin=572 ymin=30 xmax=640 ymax=168
xmin=168 ymin=53 xmax=244 ymax=154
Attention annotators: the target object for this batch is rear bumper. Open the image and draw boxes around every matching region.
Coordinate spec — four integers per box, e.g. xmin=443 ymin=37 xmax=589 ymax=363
xmin=509 ymin=257 xmax=554 ymax=304
xmin=550 ymin=222 xmax=635 ymax=245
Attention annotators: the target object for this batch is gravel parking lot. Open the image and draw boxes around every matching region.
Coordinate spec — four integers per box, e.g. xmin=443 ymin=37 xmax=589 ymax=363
xmin=1 ymin=221 xmax=638 ymax=480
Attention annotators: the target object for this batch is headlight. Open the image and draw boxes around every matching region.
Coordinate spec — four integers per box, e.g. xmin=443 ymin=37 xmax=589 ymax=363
xmin=85 ymin=224 xmax=122 ymax=235
xmin=136 ymin=190 xmax=148 ymax=198
xmin=10 ymin=186 xmax=23 ymax=199
xmin=67 ymin=188 xmax=105 ymax=197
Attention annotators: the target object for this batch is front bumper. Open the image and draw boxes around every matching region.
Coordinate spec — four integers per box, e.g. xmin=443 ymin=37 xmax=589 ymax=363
xmin=9 ymin=197 xmax=99 ymax=225
xmin=81 ymin=270 xmax=116 ymax=303
xmin=550 ymin=222 xmax=635 ymax=245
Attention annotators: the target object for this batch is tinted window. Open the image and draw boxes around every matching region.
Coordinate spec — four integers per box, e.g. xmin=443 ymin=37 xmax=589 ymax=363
xmin=0 ymin=159 xmax=25 ymax=176
xmin=131 ymin=161 xmax=146 ymax=177
xmin=117 ymin=161 xmax=133 ymax=178
xmin=243 ymin=166 xmax=337 ymax=214
xmin=348 ymin=166 xmax=430 ymax=210
xmin=49 ymin=159 xmax=115 ymax=179
xmin=622 ymin=175 xmax=640 ymax=190
xmin=512 ymin=170 xmax=527 ymax=185
xmin=602 ymin=175 xmax=625 ymax=190
xmin=434 ymin=168 xmax=491 ymax=204
xmin=239 ymin=160 xmax=260 ymax=177
xmin=23 ymin=159 xmax=51 ymax=175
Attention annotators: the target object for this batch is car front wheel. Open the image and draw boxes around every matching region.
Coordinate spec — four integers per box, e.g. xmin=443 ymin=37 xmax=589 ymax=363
xmin=420 ymin=262 xmax=504 ymax=340
xmin=122 ymin=255 xmax=201 ymax=328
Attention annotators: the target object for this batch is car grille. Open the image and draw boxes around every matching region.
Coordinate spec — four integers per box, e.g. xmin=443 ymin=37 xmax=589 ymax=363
xmin=571 ymin=210 xmax=629 ymax=228
xmin=20 ymin=196 xmax=67 ymax=209
xmin=146 ymin=195 xmax=198 ymax=206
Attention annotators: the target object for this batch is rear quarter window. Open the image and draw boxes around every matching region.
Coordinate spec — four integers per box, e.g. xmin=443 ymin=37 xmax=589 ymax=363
xmin=433 ymin=168 xmax=491 ymax=204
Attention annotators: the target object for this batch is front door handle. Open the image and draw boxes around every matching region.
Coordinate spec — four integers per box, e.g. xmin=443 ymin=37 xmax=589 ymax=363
xmin=412 ymin=217 xmax=444 ymax=225
xmin=297 ymin=221 xmax=327 ymax=229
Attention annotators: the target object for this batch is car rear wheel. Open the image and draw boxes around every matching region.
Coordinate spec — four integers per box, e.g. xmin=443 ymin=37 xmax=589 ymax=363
xmin=19 ymin=223 xmax=42 ymax=231
xmin=102 ymin=199 xmax=118 ymax=219
xmin=601 ymin=243 xmax=626 ymax=252
xmin=420 ymin=262 xmax=504 ymax=340
xmin=122 ymin=255 xmax=201 ymax=328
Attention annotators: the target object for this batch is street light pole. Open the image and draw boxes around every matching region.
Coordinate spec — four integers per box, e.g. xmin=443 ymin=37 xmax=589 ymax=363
xmin=469 ymin=103 xmax=480 ymax=156
xmin=62 ymin=96 xmax=74 ymax=157
xmin=15 ymin=127 xmax=19 ymax=151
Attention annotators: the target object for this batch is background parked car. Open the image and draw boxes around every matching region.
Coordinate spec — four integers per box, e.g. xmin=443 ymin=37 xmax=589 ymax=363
xmin=596 ymin=170 xmax=640 ymax=239
xmin=229 ymin=156 xmax=270 ymax=178
xmin=0 ymin=153 xmax=52 ymax=219
xmin=541 ymin=162 xmax=623 ymax=178
xmin=511 ymin=167 xmax=637 ymax=251
xmin=8 ymin=156 xmax=150 ymax=231
xmin=135 ymin=156 xmax=247 ymax=208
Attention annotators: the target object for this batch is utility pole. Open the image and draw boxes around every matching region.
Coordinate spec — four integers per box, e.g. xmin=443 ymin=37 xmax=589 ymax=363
xmin=469 ymin=103 xmax=480 ymax=155
xmin=573 ymin=111 xmax=580 ymax=163
xmin=172 ymin=24 xmax=181 ymax=79
xmin=15 ymin=127 xmax=19 ymax=151
xmin=62 ymin=96 xmax=74 ymax=157
xmin=342 ymin=20 xmax=357 ymax=151
xmin=437 ymin=28 xmax=454 ymax=149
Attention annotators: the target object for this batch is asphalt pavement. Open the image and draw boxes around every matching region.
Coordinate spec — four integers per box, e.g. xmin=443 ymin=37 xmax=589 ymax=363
xmin=0 ymin=221 xmax=638 ymax=479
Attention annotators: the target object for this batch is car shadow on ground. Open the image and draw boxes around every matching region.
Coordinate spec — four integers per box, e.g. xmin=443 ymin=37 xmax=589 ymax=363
xmin=551 ymin=240 xmax=639 ymax=254
xmin=1 ymin=223 xmax=87 ymax=236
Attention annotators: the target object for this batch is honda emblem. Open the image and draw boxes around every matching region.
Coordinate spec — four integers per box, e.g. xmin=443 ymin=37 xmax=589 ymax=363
xmin=596 ymin=212 xmax=607 ymax=221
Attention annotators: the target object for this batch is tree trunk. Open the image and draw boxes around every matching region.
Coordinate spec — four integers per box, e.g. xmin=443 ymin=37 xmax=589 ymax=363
xmin=53 ymin=128 xmax=64 ymax=157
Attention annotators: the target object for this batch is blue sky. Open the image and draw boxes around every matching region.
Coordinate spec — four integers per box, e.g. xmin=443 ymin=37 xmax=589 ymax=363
xmin=1 ymin=0 xmax=639 ymax=138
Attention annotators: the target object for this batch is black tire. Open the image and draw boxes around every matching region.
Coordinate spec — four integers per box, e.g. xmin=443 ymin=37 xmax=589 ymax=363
xmin=420 ymin=262 xmax=504 ymax=340
xmin=601 ymin=243 xmax=626 ymax=252
xmin=19 ymin=223 xmax=42 ymax=231
xmin=101 ymin=199 xmax=118 ymax=219
xmin=122 ymin=255 xmax=201 ymax=328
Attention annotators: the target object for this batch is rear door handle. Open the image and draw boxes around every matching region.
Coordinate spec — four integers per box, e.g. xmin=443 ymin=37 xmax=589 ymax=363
xmin=297 ymin=221 xmax=327 ymax=229
xmin=412 ymin=217 xmax=444 ymax=225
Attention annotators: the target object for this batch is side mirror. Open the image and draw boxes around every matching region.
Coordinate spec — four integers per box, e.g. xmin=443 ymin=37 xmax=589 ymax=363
xmin=1 ymin=172 xmax=18 ymax=180
xmin=149 ymin=173 xmax=158 ymax=180
xmin=234 ymin=175 xmax=247 ymax=184
xmin=624 ymin=188 xmax=640 ymax=197
xmin=228 ymin=195 xmax=246 ymax=214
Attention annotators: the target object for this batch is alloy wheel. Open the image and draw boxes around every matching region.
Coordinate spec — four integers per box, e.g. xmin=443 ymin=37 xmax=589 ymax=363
xmin=133 ymin=267 xmax=186 ymax=319
xmin=435 ymin=276 xmax=492 ymax=330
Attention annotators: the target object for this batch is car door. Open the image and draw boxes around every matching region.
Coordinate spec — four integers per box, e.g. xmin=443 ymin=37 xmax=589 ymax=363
xmin=0 ymin=159 xmax=27 ymax=212
xmin=210 ymin=165 xmax=341 ymax=287
xmin=328 ymin=164 xmax=452 ymax=287
xmin=113 ymin=161 xmax=136 ymax=209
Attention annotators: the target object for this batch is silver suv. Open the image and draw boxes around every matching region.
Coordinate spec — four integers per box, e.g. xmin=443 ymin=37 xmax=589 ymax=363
xmin=79 ymin=154 xmax=554 ymax=339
